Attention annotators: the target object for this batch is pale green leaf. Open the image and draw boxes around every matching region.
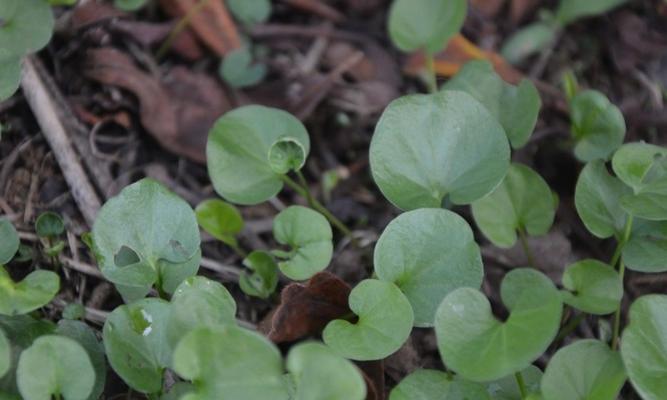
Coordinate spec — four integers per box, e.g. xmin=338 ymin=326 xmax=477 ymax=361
xmin=501 ymin=22 xmax=558 ymax=65
xmin=569 ymin=90 xmax=625 ymax=162
xmin=227 ymin=0 xmax=271 ymax=25
xmin=0 ymin=0 xmax=53 ymax=58
xmin=486 ymin=366 xmax=542 ymax=400
xmin=0 ymin=267 xmax=60 ymax=316
xmin=390 ymin=369 xmax=490 ymax=400
xmin=0 ymin=56 xmax=21 ymax=102
xmin=560 ymin=260 xmax=622 ymax=315
xmin=239 ymin=250 xmax=278 ymax=299
xmin=0 ymin=219 xmax=19 ymax=265
xmin=623 ymin=219 xmax=667 ymax=273
xmin=219 ymin=47 xmax=267 ymax=88
xmin=56 ymin=320 xmax=107 ymax=400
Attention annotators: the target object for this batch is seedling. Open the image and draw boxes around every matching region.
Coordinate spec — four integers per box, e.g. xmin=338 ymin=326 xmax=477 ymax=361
xmin=195 ymin=198 xmax=245 ymax=255
xmin=35 ymin=211 xmax=66 ymax=262
xmin=219 ymin=46 xmax=268 ymax=89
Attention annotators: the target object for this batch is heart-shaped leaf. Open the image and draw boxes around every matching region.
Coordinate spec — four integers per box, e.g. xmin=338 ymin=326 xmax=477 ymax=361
xmin=443 ymin=60 xmax=541 ymax=148
xmin=560 ymin=260 xmax=622 ymax=315
xmin=272 ymin=206 xmax=333 ymax=280
xmin=56 ymin=320 xmax=107 ymax=400
xmin=390 ymin=369 xmax=490 ymax=400
xmin=207 ymin=105 xmax=310 ymax=205
xmin=195 ymin=199 xmax=244 ymax=248
xmin=92 ymin=178 xmax=201 ymax=302
xmin=369 ymin=91 xmax=510 ymax=210
xmin=17 ymin=335 xmax=94 ymax=400
xmin=239 ymin=250 xmax=278 ymax=299
xmin=103 ymin=298 xmax=171 ymax=393
xmin=374 ymin=208 xmax=483 ymax=327
xmin=388 ymin=0 xmax=467 ymax=54
xmin=611 ymin=142 xmax=667 ymax=193
xmin=172 ymin=325 xmax=288 ymax=400
xmin=286 ymin=341 xmax=366 ymax=400
xmin=569 ymin=90 xmax=625 ymax=162
xmin=0 ymin=55 xmax=21 ymax=102
xmin=621 ymin=294 xmax=667 ymax=400
xmin=0 ymin=267 xmax=60 ymax=316
xmin=228 ymin=0 xmax=272 ymax=25
xmin=623 ymin=219 xmax=667 ymax=273
xmin=167 ymin=276 xmax=237 ymax=347
xmin=472 ymin=163 xmax=556 ymax=248
xmin=0 ymin=0 xmax=53 ymax=58
xmin=435 ymin=268 xmax=562 ymax=381
xmin=574 ymin=160 xmax=631 ymax=239
xmin=486 ymin=366 xmax=543 ymax=400
xmin=0 ymin=219 xmax=18 ymax=265
xmin=323 ymin=279 xmax=413 ymax=361
xmin=0 ymin=328 xmax=9 ymax=379
xmin=219 ymin=47 xmax=267 ymax=88
xmin=542 ymin=339 xmax=626 ymax=400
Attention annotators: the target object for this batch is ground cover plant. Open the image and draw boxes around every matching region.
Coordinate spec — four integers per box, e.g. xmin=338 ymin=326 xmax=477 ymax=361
xmin=0 ymin=0 xmax=665 ymax=399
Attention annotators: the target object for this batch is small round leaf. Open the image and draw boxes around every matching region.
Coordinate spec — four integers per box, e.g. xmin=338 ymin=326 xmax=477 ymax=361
xmin=435 ymin=268 xmax=562 ymax=381
xmin=195 ymin=199 xmax=244 ymax=247
xmin=388 ymin=0 xmax=467 ymax=54
xmin=486 ymin=366 xmax=543 ymax=400
xmin=239 ymin=250 xmax=278 ymax=299
xmin=286 ymin=341 xmax=366 ymax=400
xmin=374 ymin=208 xmax=483 ymax=327
xmin=623 ymin=219 xmax=667 ymax=273
xmin=56 ymin=320 xmax=107 ymax=400
xmin=323 ymin=279 xmax=414 ymax=361
xmin=0 ymin=267 xmax=60 ymax=316
xmin=172 ymin=325 xmax=288 ymax=400
xmin=370 ymin=91 xmax=510 ymax=210
xmin=35 ymin=211 xmax=64 ymax=238
xmin=560 ymin=260 xmax=622 ymax=315
xmin=273 ymin=206 xmax=333 ymax=280
xmin=542 ymin=340 xmax=626 ymax=400
xmin=0 ymin=0 xmax=54 ymax=58
xmin=621 ymin=294 xmax=667 ymax=400
xmin=227 ymin=0 xmax=271 ymax=25
xmin=390 ymin=369 xmax=490 ymax=400
xmin=569 ymin=90 xmax=625 ymax=162
xmin=0 ymin=218 xmax=19 ymax=265
xmin=472 ymin=163 xmax=556 ymax=248
xmin=17 ymin=335 xmax=94 ymax=400
xmin=207 ymin=105 xmax=310 ymax=205
xmin=219 ymin=47 xmax=267 ymax=88
xmin=611 ymin=142 xmax=667 ymax=193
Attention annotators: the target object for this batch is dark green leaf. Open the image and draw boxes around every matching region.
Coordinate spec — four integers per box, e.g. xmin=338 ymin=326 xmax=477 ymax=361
xmin=35 ymin=211 xmax=65 ymax=238
xmin=195 ymin=199 xmax=244 ymax=247
xmin=555 ymin=0 xmax=626 ymax=25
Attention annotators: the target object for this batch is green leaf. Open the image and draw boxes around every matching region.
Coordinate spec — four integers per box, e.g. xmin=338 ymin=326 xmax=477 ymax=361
xmin=323 ymin=279 xmax=413 ymax=361
xmin=35 ymin=211 xmax=65 ymax=238
xmin=268 ymin=137 xmax=307 ymax=174
xmin=623 ymin=219 xmax=667 ymax=272
xmin=195 ymin=199 xmax=244 ymax=247
xmin=113 ymin=0 xmax=148 ymax=11
xmin=369 ymin=91 xmax=510 ymax=210
xmin=161 ymin=382 xmax=194 ymax=400
xmin=501 ymin=22 xmax=558 ymax=65
xmin=443 ymin=60 xmax=541 ymax=148
xmin=0 ymin=55 xmax=21 ymax=102
xmin=167 ymin=276 xmax=237 ymax=347
xmin=388 ymin=0 xmax=467 ymax=54
xmin=542 ymin=339 xmax=626 ymax=400
xmin=621 ymin=294 xmax=667 ymax=400
xmin=207 ymin=105 xmax=310 ymax=205
xmin=486 ymin=366 xmax=543 ymax=400
xmin=62 ymin=303 xmax=85 ymax=320
xmin=569 ymin=90 xmax=625 ymax=162
xmin=390 ymin=369 xmax=490 ymax=400
xmin=0 ymin=328 xmax=9 ymax=379
xmin=103 ymin=298 xmax=171 ymax=393
xmin=435 ymin=269 xmax=562 ymax=382
xmin=0 ymin=218 xmax=19 ymax=265
xmin=172 ymin=325 xmax=288 ymax=400
xmin=0 ymin=266 xmax=60 ymax=315
xmin=286 ymin=341 xmax=366 ymax=400
xmin=56 ymin=320 xmax=107 ymax=400
xmin=239 ymin=250 xmax=278 ymax=299
xmin=560 ymin=260 xmax=622 ymax=315
xmin=472 ymin=163 xmax=556 ymax=248
xmin=17 ymin=335 xmax=94 ymax=400
xmin=574 ymin=160 xmax=631 ymax=239
xmin=0 ymin=0 xmax=53 ymax=58
xmin=555 ymin=0 xmax=626 ymax=25
xmin=611 ymin=142 xmax=667 ymax=193
xmin=620 ymin=188 xmax=667 ymax=221
xmin=219 ymin=47 xmax=267 ymax=88
xmin=227 ymin=0 xmax=271 ymax=25
xmin=92 ymin=178 xmax=201 ymax=302
xmin=272 ymin=206 xmax=333 ymax=280
xmin=374 ymin=208 xmax=483 ymax=327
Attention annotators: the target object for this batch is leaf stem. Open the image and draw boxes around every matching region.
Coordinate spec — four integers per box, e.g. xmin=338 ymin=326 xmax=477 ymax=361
xmin=424 ymin=52 xmax=438 ymax=94
xmin=155 ymin=0 xmax=210 ymax=60
xmin=610 ymin=215 xmax=633 ymax=351
xmin=514 ymin=371 xmax=527 ymax=399
xmin=518 ymin=228 xmax=536 ymax=269
xmin=554 ymin=312 xmax=585 ymax=342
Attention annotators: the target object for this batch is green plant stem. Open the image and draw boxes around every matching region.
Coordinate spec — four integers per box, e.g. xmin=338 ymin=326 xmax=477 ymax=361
xmin=555 ymin=312 xmax=585 ymax=342
xmin=518 ymin=228 xmax=536 ymax=269
xmin=296 ymin=170 xmax=316 ymax=208
xmin=155 ymin=0 xmax=209 ymax=60
xmin=610 ymin=215 xmax=634 ymax=351
xmin=515 ymin=371 xmax=527 ymax=399
xmin=424 ymin=52 xmax=438 ymax=94
xmin=229 ymin=241 xmax=248 ymax=259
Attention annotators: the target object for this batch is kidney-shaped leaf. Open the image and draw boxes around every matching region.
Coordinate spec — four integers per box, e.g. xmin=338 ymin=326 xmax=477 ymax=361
xmin=103 ymin=298 xmax=171 ymax=393
xmin=323 ymin=279 xmax=414 ymax=361
xmin=239 ymin=250 xmax=278 ymax=299
xmin=167 ymin=276 xmax=237 ymax=347
xmin=0 ymin=219 xmax=18 ymax=265
xmin=370 ymin=91 xmax=510 ymax=210
xmin=542 ymin=340 xmax=626 ymax=400
xmin=560 ymin=260 xmax=622 ymax=315
xmin=286 ymin=341 xmax=366 ymax=400
xmin=569 ymin=90 xmax=625 ymax=162
xmin=56 ymin=320 xmax=106 ymax=400
xmin=273 ymin=206 xmax=333 ymax=280
xmin=0 ymin=0 xmax=54 ymax=58
xmin=486 ymin=365 xmax=543 ymax=400
xmin=0 ymin=267 xmax=59 ymax=316
xmin=195 ymin=199 xmax=244 ymax=247
xmin=472 ymin=163 xmax=556 ymax=248
xmin=574 ymin=160 xmax=631 ymax=239
xmin=443 ymin=60 xmax=541 ymax=148
xmin=172 ymin=325 xmax=288 ymax=400
xmin=374 ymin=208 xmax=483 ymax=327
xmin=207 ymin=105 xmax=310 ymax=205
xmin=435 ymin=268 xmax=562 ymax=382
xmin=390 ymin=369 xmax=490 ymax=400
xmin=621 ymin=294 xmax=667 ymax=400
xmin=623 ymin=219 xmax=667 ymax=273
xmin=388 ymin=0 xmax=467 ymax=54
xmin=92 ymin=178 xmax=201 ymax=302
xmin=17 ymin=335 xmax=94 ymax=400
